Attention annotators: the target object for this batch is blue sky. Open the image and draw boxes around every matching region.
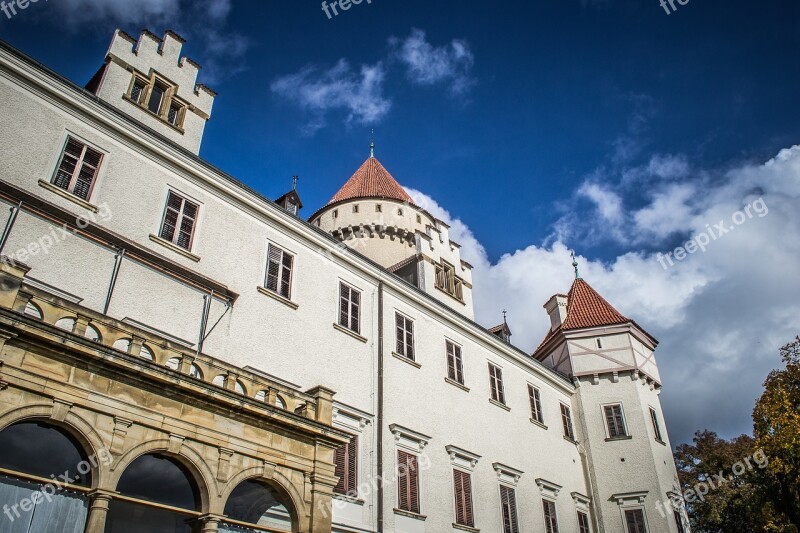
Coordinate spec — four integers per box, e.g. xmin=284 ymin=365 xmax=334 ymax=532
xmin=1 ymin=0 xmax=799 ymax=445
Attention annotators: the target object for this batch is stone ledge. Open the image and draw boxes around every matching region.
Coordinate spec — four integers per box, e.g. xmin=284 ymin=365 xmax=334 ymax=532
xmin=257 ymin=286 xmax=299 ymax=310
xmin=332 ymin=323 xmax=368 ymax=344
xmin=38 ymin=180 xmax=99 ymax=213
xmin=149 ymin=234 xmax=201 ymax=262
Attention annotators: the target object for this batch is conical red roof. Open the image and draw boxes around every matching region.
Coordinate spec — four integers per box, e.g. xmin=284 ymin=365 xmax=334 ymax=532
xmin=326 ymin=156 xmax=415 ymax=206
xmin=533 ymin=278 xmax=631 ymax=357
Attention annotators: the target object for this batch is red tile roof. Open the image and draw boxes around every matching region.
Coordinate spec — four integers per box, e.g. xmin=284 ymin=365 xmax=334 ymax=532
xmin=533 ymin=278 xmax=631 ymax=357
xmin=326 ymin=156 xmax=415 ymax=206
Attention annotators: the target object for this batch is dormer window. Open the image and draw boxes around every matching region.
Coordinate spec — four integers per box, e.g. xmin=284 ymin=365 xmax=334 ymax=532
xmin=127 ymin=73 xmax=186 ymax=129
xmin=435 ymin=261 xmax=464 ymax=301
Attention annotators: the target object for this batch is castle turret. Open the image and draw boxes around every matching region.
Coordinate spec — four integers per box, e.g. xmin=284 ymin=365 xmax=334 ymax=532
xmin=85 ymin=29 xmax=216 ymax=154
xmin=310 ymin=148 xmax=475 ymax=318
xmin=533 ymin=274 xmax=688 ymax=533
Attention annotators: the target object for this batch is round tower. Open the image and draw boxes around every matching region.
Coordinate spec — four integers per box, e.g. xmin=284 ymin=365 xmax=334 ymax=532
xmin=309 ymin=153 xmax=436 ymax=269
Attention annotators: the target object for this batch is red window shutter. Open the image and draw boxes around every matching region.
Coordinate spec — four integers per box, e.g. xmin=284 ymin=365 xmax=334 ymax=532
xmin=453 ymin=470 xmax=474 ymax=527
xmin=347 ymin=434 xmax=358 ymax=494
xmin=398 ymin=451 xmax=420 ymax=513
xmin=500 ymin=485 xmax=519 ymax=533
xmin=334 ymin=444 xmax=347 ymax=494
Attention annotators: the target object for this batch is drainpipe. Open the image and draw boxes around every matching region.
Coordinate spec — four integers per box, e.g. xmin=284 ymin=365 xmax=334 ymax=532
xmin=197 ymin=292 xmax=212 ymax=355
xmin=377 ymin=281 xmax=385 ymax=533
xmin=0 ymin=201 xmax=22 ymax=254
xmin=103 ymin=248 xmax=125 ymax=315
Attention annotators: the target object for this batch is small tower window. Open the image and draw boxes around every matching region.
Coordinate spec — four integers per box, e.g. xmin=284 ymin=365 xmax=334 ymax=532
xmin=333 ymin=209 xmax=338 ymax=219
xmin=130 ymin=77 xmax=147 ymax=104
xmin=353 ymin=205 xmax=359 ymax=213
xmin=416 ymin=214 xmax=422 ymax=223
xmin=596 ymin=338 xmax=603 ymax=349
xmin=148 ymin=81 xmax=167 ymax=114
xmin=398 ymin=208 xmax=404 ymax=216
xmin=375 ymin=204 xmax=382 ymax=213
xmin=167 ymin=101 xmax=184 ymax=127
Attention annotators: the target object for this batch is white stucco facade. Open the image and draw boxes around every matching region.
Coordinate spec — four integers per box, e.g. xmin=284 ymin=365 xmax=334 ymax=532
xmin=0 ymin=31 xmax=687 ymax=533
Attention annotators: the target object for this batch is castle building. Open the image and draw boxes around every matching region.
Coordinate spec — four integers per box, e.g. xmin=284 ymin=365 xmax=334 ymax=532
xmin=0 ymin=30 xmax=688 ymax=533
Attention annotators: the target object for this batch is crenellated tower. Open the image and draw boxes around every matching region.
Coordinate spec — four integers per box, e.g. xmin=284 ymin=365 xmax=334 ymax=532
xmin=309 ymin=148 xmax=475 ymax=318
xmin=85 ymin=29 xmax=216 ymax=154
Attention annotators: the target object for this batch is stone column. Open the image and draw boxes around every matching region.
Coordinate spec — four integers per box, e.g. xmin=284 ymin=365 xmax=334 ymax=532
xmin=83 ymin=490 xmax=114 ymax=533
xmin=198 ymin=514 xmax=222 ymax=533
xmin=306 ymin=386 xmax=335 ymax=425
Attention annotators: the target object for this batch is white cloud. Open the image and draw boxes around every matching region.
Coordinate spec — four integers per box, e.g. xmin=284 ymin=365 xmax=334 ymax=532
xmin=391 ymin=28 xmax=475 ymax=95
xmin=271 ymin=60 xmax=391 ymax=130
xmin=408 ymin=144 xmax=800 ymax=445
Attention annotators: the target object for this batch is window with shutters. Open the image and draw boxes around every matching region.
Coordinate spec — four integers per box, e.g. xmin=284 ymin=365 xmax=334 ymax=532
xmin=446 ymin=341 xmax=464 ymax=385
xmin=604 ymin=404 xmax=628 ymax=438
xmin=489 ymin=363 xmax=505 ymax=405
xmin=650 ymin=407 xmax=664 ymax=443
xmin=127 ymin=73 xmax=187 ymax=128
xmin=452 ymin=470 xmax=474 ymax=527
xmin=625 ymin=509 xmax=648 ymax=533
xmin=499 ymin=485 xmax=519 ymax=533
xmin=542 ymin=499 xmax=559 ymax=533
xmin=561 ymin=403 xmax=575 ymax=441
xmin=434 ymin=261 xmax=464 ymax=301
xmin=264 ymin=244 xmax=294 ymax=299
xmin=159 ymin=191 xmax=199 ymax=251
xmin=339 ymin=283 xmax=361 ymax=334
xmin=528 ymin=384 xmax=544 ymax=424
xmin=51 ymin=137 xmax=103 ymax=201
xmin=578 ymin=511 xmax=591 ymax=533
xmin=395 ymin=313 xmax=415 ymax=360
xmin=334 ymin=434 xmax=358 ymax=497
xmin=397 ymin=450 xmax=420 ymax=514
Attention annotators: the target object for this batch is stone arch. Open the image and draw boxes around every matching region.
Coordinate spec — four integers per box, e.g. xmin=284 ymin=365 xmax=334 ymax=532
xmin=109 ymin=438 xmax=217 ymax=512
xmin=0 ymin=403 xmax=109 ymax=489
xmin=217 ymin=465 xmax=308 ymax=530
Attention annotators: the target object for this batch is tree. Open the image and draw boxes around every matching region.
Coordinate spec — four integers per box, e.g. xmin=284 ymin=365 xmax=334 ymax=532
xmin=674 ymin=430 xmax=772 ymax=533
xmin=753 ymin=336 xmax=800 ymax=531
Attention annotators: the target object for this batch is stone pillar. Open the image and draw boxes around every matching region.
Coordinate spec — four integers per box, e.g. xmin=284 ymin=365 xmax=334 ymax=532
xmin=306 ymin=386 xmax=335 ymax=424
xmin=84 ymin=490 xmax=114 ymax=533
xmin=0 ymin=259 xmax=30 ymax=310
xmin=198 ymin=514 xmax=222 ymax=533
xmin=74 ymin=314 xmax=90 ymax=337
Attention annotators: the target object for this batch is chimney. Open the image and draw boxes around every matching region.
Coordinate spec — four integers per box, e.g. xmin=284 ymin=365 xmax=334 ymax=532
xmin=544 ymin=294 xmax=568 ymax=331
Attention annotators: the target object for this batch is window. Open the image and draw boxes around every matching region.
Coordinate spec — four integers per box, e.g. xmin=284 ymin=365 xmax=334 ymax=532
xmin=52 ymin=137 xmax=103 ymax=201
xmin=674 ymin=510 xmax=686 ymax=533
xmin=265 ymin=244 xmax=294 ymax=299
xmin=398 ymin=208 xmax=404 ymax=216
xmin=395 ymin=313 xmax=415 ymax=360
xmin=333 ymin=209 xmax=338 ymax=218
xmin=499 ymin=485 xmax=519 ymax=533
xmin=286 ymin=200 xmax=298 ymax=215
xmin=159 ymin=191 xmax=198 ymax=250
xmin=625 ymin=509 xmax=647 ymax=533
xmin=375 ymin=204 xmax=382 ymax=212
xmin=650 ymin=407 xmax=664 ymax=442
xmin=223 ymin=480 xmax=292 ymax=532
xmin=489 ymin=363 xmax=505 ymax=404
xmin=339 ymin=282 xmax=361 ymax=334
xmin=453 ymin=470 xmax=474 ymax=527
xmin=397 ymin=450 xmax=420 ymax=514
xmin=542 ymin=499 xmax=559 ymax=533
xmin=604 ymin=404 xmax=628 ymax=438
xmin=148 ymin=81 xmax=167 ymax=114
xmin=353 ymin=205 xmax=359 ymax=213
xmin=167 ymin=101 xmax=183 ymax=126
xmin=528 ymin=385 xmax=544 ymax=424
xmin=416 ymin=214 xmax=422 ymax=223
xmin=446 ymin=341 xmax=464 ymax=385
xmin=128 ymin=74 xmax=186 ymax=128
xmin=130 ymin=77 xmax=147 ymax=104
xmin=578 ymin=511 xmax=591 ymax=533
xmin=435 ymin=261 xmax=464 ymax=300
xmin=561 ymin=403 xmax=575 ymax=441
xmin=334 ymin=434 xmax=358 ymax=497
xmin=596 ymin=338 xmax=603 ymax=349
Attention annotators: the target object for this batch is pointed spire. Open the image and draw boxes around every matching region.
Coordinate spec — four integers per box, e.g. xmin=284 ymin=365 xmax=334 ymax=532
xmin=292 ymin=175 xmax=299 ymax=191
xmin=571 ymin=250 xmax=581 ymax=280
xmin=370 ymin=128 xmax=375 ymax=158
xmin=502 ymin=309 xmax=508 ymax=325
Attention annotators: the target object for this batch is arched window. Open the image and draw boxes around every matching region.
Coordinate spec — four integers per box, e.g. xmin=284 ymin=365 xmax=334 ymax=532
xmin=274 ymin=395 xmax=287 ymax=410
xmin=189 ymin=364 xmax=203 ymax=379
xmin=234 ymin=380 xmax=246 ymax=395
xmin=55 ymin=317 xmax=76 ymax=332
xmin=220 ymin=480 xmax=294 ymax=532
xmin=85 ymin=324 xmax=101 ymax=342
xmin=166 ymin=357 xmax=181 ymax=370
xmin=24 ymin=301 xmax=43 ymax=319
xmin=105 ymin=454 xmax=202 ymax=533
xmin=0 ymin=421 xmax=92 ymax=533
xmin=140 ymin=344 xmax=155 ymax=361
xmin=113 ymin=338 xmax=132 ymax=353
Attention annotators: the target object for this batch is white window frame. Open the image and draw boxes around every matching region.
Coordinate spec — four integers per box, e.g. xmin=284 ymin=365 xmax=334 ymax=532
xmin=158 ymin=189 xmax=200 ymax=251
xmin=338 ymin=281 xmax=362 ymax=335
xmin=528 ymin=383 xmax=545 ymax=425
xmin=49 ymin=133 xmax=107 ymax=202
xmin=264 ymin=242 xmax=295 ymax=300
xmin=602 ymin=403 xmax=629 ymax=439
xmin=395 ymin=311 xmax=415 ymax=361
xmin=446 ymin=339 xmax=465 ymax=385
